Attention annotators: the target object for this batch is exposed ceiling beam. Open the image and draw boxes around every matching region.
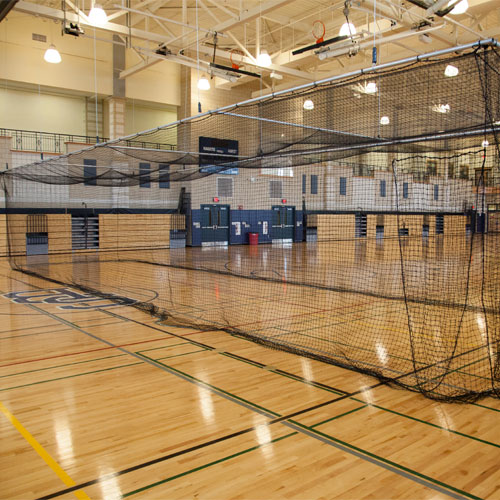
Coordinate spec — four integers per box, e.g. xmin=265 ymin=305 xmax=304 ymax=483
xmin=14 ymin=0 xmax=171 ymax=44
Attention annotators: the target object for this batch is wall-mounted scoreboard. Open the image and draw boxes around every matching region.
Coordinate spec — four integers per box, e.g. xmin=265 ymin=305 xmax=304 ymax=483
xmin=199 ymin=136 xmax=239 ymax=175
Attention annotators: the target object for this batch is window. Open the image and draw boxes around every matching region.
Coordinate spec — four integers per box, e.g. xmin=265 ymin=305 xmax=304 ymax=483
xmin=302 ymin=174 xmax=306 ymax=194
xmin=403 ymin=182 xmax=409 ymax=199
xmin=340 ymin=177 xmax=347 ymax=196
xmin=84 ymin=159 xmax=97 ymax=186
xmin=380 ymin=180 xmax=386 ymax=197
xmin=434 ymin=184 xmax=439 ymax=201
xmin=139 ymin=163 xmax=150 ymax=188
xmin=159 ymin=164 xmax=170 ymax=189
xmin=270 ymin=180 xmax=283 ymax=198
xmin=217 ymin=177 xmax=233 ymax=197
xmin=310 ymin=175 xmax=318 ymax=195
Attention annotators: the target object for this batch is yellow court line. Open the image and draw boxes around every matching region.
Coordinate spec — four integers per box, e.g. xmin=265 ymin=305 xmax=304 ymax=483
xmin=0 ymin=401 xmax=90 ymax=500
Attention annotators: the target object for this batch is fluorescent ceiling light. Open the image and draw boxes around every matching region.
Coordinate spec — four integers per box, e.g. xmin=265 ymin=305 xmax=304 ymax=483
xmin=380 ymin=116 xmax=390 ymax=125
xmin=256 ymin=50 xmax=272 ymax=67
xmin=432 ymin=103 xmax=450 ymax=113
xmin=210 ymin=68 xmax=238 ymax=83
xmin=444 ymin=64 xmax=459 ymax=77
xmin=303 ymin=99 xmax=314 ymax=110
xmin=339 ymin=22 xmax=356 ymax=37
xmin=317 ymin=42 xmax=360 ymax=60
xmin=198 ymin=75 xmax=210 ymax=90
xmin=44 ymin=44 xmax=61 ymax=63
xmin=447 ymin=0 xmax=468 ymax=15
xmin=88 ymin=4 xmax=108 ymax=26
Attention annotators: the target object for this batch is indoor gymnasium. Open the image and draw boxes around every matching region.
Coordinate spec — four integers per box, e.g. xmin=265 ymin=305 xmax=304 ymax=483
xmin=1 ymin=1 xmax=500 ymax=499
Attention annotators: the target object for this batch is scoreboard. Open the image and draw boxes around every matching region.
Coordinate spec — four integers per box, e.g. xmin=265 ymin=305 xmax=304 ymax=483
xmin=199 ymin=136 xmax=239 ymax=175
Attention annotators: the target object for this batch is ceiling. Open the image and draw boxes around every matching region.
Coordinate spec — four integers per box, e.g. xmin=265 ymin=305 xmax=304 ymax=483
xmin=11 ymin=0 xmax=500 ymax=96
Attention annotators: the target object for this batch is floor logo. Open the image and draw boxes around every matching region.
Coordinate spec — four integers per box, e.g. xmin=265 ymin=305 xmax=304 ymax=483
xmin=3 ymin=287 xmax=137 ymax=310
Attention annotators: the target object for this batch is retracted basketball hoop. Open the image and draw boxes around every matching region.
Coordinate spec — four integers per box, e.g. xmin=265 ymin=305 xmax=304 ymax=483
xmin=312 ymin=20 xmax=326 ymax=44
xmin=230 ymin=49 xmax=244 ymax=70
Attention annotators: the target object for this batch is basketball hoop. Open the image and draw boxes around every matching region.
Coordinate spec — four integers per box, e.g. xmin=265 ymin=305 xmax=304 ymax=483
xmin=312 ymin=20 xmax=325 ymax=44
xmin=230 ymin=49 xmax=243 ymax=70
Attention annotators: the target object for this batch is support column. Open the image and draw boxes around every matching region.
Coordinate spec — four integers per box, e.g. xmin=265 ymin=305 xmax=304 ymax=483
xmin=0 ymin=136 xmax=12 ymax=172
xmin=107 ymin=97 xmax=126 ymax=140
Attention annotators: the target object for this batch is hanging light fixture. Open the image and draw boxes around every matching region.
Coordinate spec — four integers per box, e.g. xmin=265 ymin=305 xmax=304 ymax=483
xmin=444 ymin=64 xmax=459 ymax=77
xmin=198 ymin=75 xmax=210 ymax=90
xmin=256 ymin=49 xmax=272 ymax=67
xmin=44 ymin=44 xmax=62 ymax=64
xmin=88 ymin=3 xmax=108 ymax=26
xmin=447 ymin=0 xmax=468 ymax=15
xmin=303 ymin=99 xmax=314 ymax=110
xmin=339 ymin=22 xmax=356 ymax=37
xmin=380 ymin=116 xmax=390 ymax=125
xmin=432 ymin=103 xmax=450 ymax=113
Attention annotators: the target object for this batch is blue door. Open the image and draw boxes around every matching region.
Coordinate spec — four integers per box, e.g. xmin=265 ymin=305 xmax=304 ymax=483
xmin=200 ymin=205 xmax=230 ymax=244
xmin=271 ymin=206 xmax=295 ymax=241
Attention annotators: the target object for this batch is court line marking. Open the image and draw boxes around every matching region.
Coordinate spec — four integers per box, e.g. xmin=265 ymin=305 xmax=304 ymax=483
xmin=214 ymin=348 xmax=500 ymax=447
xmin=121 ymin=432 xmax=299 ymax=498
xmin=0 ymin=353 xmax=128 ymax=379
xmin=0 ymin=362 xmax=143 ymax=392
xmin=0 ymin=336 xmax=170 ymax=368
xmin=0 ymin=401 xmax=91 ymax=500
xmin=5 ymin=290 xmax=468 ymax=500
xmin=281 ymin=421 xmax=480 ymax=500
xmin=3 ymin=272 xmax=496 ymax=499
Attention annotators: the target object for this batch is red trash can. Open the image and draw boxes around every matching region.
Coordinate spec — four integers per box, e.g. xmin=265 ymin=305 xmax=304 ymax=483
xmin=248 ymin=232 xmax=259 ymax=245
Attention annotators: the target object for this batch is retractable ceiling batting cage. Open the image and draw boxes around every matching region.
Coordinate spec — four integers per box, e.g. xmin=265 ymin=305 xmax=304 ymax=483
xmin=2 ymin=39 xmax=500 ymax=402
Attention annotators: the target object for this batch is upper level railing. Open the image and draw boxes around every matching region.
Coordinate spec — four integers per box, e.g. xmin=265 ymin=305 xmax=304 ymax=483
xmin=0 ymin=128 xmax=108 ymax=153
xmin=0 ymin=128 xmax=176 ymax=154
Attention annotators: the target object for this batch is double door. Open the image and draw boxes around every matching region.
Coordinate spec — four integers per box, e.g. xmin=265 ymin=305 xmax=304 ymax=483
xmin=200 ymin=204 xmax=230 ymax=245
xmin=271 ymin=206 xmax=295 ymax=241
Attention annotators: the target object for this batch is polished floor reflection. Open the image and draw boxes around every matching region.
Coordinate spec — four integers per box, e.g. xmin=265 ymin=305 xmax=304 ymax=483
xmin=13 ymin=235 xmax=500 ymax=401
xmin=1 ymin=257 xmax=500 ymax=499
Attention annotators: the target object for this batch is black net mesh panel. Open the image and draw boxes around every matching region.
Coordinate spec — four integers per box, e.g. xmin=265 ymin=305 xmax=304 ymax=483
xmin=2 ymin=44 xmax=500 ymax=402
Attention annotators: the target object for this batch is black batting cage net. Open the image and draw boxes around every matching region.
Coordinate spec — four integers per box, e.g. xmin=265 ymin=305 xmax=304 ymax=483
xmin=2 ymin=41 xmax=500 ymax=402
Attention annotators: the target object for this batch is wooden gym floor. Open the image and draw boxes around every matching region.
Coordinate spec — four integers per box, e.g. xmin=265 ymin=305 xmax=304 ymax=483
xmin=1 ymin=248 xmax=500 ymax=500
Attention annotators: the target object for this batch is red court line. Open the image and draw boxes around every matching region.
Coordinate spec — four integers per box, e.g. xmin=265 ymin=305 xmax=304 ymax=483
xmin=0 ymin=336 xmax=174 ymax=368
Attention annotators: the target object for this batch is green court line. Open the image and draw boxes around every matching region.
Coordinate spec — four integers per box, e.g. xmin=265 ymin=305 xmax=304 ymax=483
xmin=308 ymin=404 xmax=368 ymax=428
xmin=287 ymin=420 xmax=483 ymax=500
xmin=220 ymin=352 xmax=345 ymax=395
xmin=218 ymin=348 xmax=500 ymax=447
xmin=0 ymin=326 xmax=73 ymax=341
xmin=0 ymin=353 xmax=127 ymax=379
xmin=473 ymin=402 xmax=500 ymax=413
xmin=137 ymin=346 xmax=483 ymax=499
xmin=349 ymin=398 xmax=500 ymax=449
xmin=5 ymin=273 xmax=492 ymax=500
xmin=136 ymin=342 xmax=193 ymax=353
xmin=154 ymin=349 xmax=208 ymax=361
xmin=122 ymin=432 xmax=298 ymax=498
xmin=0 ymin=362 xmax=142 ymax=392
xmin=137 ymin=352 xmax=282 ymax=417
xmin=0 ymin=330 xmax=70 ymax=341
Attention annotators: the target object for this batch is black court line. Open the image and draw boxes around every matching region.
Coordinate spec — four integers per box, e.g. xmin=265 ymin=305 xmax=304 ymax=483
xmin=0 ymin=271 xmax=485 ymax=500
